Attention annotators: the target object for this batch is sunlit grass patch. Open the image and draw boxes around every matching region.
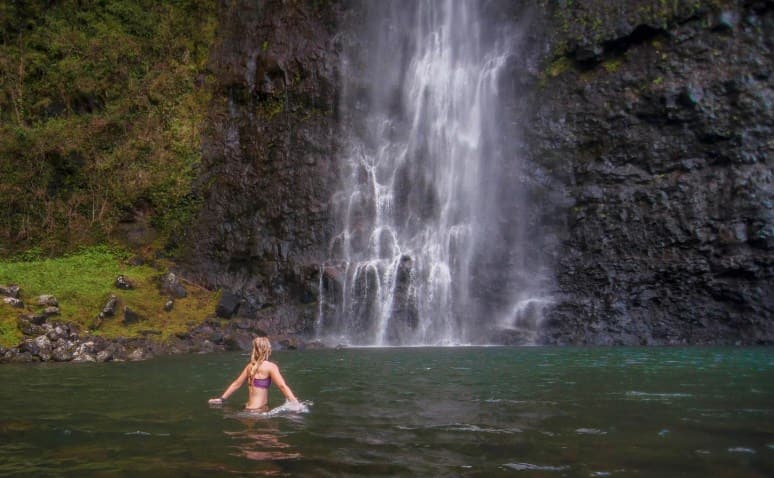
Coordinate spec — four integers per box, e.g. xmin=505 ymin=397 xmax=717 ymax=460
xmin=0 ymin=246 xmax=216 ymax=347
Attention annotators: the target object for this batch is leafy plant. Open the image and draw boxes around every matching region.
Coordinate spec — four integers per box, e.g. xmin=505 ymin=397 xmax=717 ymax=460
xmin=0 ymin=0 xmax=217 ymax=257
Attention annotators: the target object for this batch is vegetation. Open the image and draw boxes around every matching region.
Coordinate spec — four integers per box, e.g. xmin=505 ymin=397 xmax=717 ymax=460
xmin=0 ymin=0 xmax=217 ymax=257
xmin=0 ymin=246 xmax=218 ymax=348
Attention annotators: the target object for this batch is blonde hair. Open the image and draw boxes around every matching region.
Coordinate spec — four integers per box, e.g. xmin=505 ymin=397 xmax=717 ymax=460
xmin=249 ymin=336 xmax=272 ymax=381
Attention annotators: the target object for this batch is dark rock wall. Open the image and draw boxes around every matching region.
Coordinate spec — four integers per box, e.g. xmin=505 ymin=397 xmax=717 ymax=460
xmin=182 ymin=0 xmax=344 ymax=330
xmin=184 ymin=0 xmax=772 ymax=345
xmin=530 ymin=0 xmax=773 ymax=344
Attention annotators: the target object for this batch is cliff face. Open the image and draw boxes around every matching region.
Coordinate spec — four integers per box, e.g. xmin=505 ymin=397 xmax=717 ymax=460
xmin=530 ymin=0 xmax=773 ymax=344
xmin=185 ymin=0 xmax=772 ymax=344
xmin=182 ymin=0 xmax=343 ymax=333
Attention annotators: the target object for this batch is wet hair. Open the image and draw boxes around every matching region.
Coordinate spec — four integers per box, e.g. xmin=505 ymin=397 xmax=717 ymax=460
xmin=249 ymin=336 xmax=272 ymax=381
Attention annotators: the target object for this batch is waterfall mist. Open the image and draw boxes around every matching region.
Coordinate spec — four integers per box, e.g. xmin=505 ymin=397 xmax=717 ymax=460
xmin=317 ymin=0 xmax=549 ymax=346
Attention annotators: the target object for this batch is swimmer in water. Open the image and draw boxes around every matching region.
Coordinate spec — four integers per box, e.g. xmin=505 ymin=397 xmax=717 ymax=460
xmin=208 ymin=336 xmax=299 ymax=411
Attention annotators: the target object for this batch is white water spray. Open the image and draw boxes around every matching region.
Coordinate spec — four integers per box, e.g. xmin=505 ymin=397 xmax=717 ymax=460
xmin=317 ymin=0 xmax=548 ymax=345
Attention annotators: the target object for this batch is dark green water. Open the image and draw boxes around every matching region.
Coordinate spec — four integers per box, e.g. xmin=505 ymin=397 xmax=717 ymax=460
xmin=0 ymin=347 xmax=772 ymax=477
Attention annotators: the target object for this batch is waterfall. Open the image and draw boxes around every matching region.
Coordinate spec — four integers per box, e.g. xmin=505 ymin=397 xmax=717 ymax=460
xmin=317 ymin=0 xmax=547 ymax=346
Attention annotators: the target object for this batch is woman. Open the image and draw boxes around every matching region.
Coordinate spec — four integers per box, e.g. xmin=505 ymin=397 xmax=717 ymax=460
xmin=208 ymin=336 xmax=299 ymax=411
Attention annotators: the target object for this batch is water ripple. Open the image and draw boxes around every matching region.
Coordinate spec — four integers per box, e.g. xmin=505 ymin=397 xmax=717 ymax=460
xmin=503 ymin=462 xmax=569 ymax=472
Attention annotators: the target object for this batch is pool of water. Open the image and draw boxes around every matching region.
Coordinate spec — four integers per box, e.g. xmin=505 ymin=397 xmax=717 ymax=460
xmin=0 ymin=347 xmax=772 ymax=476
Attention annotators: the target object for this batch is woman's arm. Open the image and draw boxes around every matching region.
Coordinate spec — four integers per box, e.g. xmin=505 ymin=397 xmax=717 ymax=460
xmin=269 ymin=364 xmax=298 ymax=403
xmin=208 ymin=365 xmax=248 ymax=404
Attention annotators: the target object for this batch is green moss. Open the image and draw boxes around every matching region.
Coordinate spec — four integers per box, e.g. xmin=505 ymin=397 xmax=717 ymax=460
xmin=547 ymin=56 xmax=572 ymax=78
xmin=0 ymin=246 xmax=218 ymax=347
xmin=602 ymin=58 xmax=622 ymax=73
xmin=259 ymin=95 xmax=286 ymax=120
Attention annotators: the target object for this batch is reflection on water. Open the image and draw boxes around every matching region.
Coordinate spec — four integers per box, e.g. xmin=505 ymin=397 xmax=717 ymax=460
xmin=226 ymin=422 xmax=300 ymax=464
xmin=224 ymin=401 xmax=312 ymax=468
xmin=0 ymin=347 xmax=772 ymax=476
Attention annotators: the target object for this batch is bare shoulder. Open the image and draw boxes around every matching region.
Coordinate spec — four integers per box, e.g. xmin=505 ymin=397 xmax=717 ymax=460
xmin=261 ymin=360 xmax=279 ymax=372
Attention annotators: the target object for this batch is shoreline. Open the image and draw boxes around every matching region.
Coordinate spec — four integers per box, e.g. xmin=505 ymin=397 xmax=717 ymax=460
xmin=0 ymin=317 xmax=321 ymax=364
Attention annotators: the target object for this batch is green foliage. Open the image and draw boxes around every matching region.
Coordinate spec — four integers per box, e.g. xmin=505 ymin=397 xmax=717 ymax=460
xmin=602 ymin=58 xmax=622 ymax=73
xmin=0 ymin=246 xmax=218 ymax=347
xmin=0 ymin=0 xmax=217 ymax=257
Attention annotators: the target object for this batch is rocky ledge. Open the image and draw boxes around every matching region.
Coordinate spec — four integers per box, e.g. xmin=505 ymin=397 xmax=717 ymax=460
xmin=0 ymin=316 xmax=321 ymax=364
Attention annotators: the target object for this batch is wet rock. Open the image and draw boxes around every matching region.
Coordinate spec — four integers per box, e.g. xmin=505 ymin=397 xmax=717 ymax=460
xmin=272 ymin=335 xmax=300 ymax=350
xmin=193 ymin=340 xmax=216 ymax=354
xmin=179 ymin=0 xmax=342 ymax=333
xmin=529 ymin=2 xmax=774 ymax=345
xmin=128 ymin=348 xmax=146 ymax=361
xmin=715 ymin=10 xmax=739 ymax=31
xmin=23 ymin=313 xmax=47 ymax=325
xmin=43 ymin=306 xmax=60 ymax=317
xmin=216 ymin=290 xmax=241 ymax=318
xmin=115 ymin=275 xmax=134 ymax=290
xmin=8 ymin=352 xmax=35 ymax=363
xmin=71 ymin=341 xmax=95 ymax=362
xmin=36 ymin=295 xmax=58 ymax=307
xmin=102 ymin=295 xmax=119 ymax=317
xmin=51 ymin=344 xmax=74 ymax=362
xmin=307 ymin=340 xmax=326 ymax=349
xmin=224 ymin=332 xmax=253 ymax=351
xmin=96 ymin=350 xmax=112 ymax=363
xmin=3 ymin=297 xmax=24 ymax=308
xmin=17 ymin=316 xmax=44 ymax=337
xmin=0 ymin=285 xmax=20 ymax=298
xmin=32 ymin=335 xmax=52 ymax=361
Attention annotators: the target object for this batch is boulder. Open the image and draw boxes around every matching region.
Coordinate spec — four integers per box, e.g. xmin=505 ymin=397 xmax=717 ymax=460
xmin=16 ymin=316 xmax=45 ymax=337
xmin=128 ymin=348 xmax=146 ymax=361
xmin=71 ymin=341 xmax=96 ymax=362
xmin=28 ymin=335 xmax=53 ymax=360
xmin=96 ymin=350 xmax=112 ymax=362
xmin=159 ymin=273 xmax=187 ymax=299
xmin=122 ymin=307 xmax=144 ymax=325
xmin=36 ymin=295 xmax=58 ymax=307
xmin=0 ymin=285 xmax=20 ymax=298
xmin=43 ymin=306 xmax=60 ymax=317
xmin=51 ymin=344 xmax=74 ymax=362
xmin=21 ymin=313 xmax=47 ymax=325
xmin=223 ymin=332 xmax=253 ymax=351
xmin=115 ymin=275 xmax=134 ymax=290
xmin=102 ymin=295 xmax=119 ymax=317
xmin=8 ymin=352 xmax=35 ymax=363
xmin=3 ymin=297 xmax=24 ymax=308
xmin=215 ymin=290 xmax=241 ymax=318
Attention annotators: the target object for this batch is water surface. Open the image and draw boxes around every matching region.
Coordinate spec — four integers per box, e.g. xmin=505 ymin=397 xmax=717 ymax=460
xmin=0 ymin=347 xmax=771 ymax=476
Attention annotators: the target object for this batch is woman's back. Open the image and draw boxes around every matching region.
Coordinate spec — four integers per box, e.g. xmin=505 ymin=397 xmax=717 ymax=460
xmin=246 ymin=361 xmax=275 ymax=410
xmin=208 ymin=337 xmax=298 ymax=409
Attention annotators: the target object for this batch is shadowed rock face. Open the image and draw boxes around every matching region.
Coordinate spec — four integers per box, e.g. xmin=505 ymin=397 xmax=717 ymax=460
xmin=182 ymin=0 xmax=772 ymax=345
xmin=529 ymin=0 xmax=774 ymax=344
xmin=181 ymin=0 xmax=345 ymax=332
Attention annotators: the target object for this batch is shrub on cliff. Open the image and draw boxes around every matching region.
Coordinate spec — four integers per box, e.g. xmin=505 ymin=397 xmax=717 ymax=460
xmin=0 ymin=0 xmax=216 ymax=256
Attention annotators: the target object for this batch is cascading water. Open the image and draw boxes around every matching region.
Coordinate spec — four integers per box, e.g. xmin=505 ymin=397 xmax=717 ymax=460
xmin=317 ymin=0 xmax=549 ymax=346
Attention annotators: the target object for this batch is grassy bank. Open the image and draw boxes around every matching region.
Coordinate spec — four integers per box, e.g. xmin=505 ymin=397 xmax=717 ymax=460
xmin=0 ymin=247 xmax=218 ymax=348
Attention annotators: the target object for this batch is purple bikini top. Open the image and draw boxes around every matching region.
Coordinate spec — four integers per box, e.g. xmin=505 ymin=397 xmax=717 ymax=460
xmin=252 ymin=376 xmax=271 ymax=389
